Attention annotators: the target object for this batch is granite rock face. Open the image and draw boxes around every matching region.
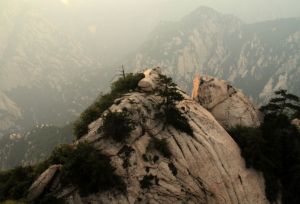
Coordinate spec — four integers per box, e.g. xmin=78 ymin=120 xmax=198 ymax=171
xmin=192 ymin=75 xmax=261 ymax=129
xmin=34 ymin=69 xmax=268 ymax=204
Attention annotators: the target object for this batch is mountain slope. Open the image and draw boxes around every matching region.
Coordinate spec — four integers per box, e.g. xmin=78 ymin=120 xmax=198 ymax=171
xmin=0 ymin=1 xmax=110 ymax=133
xmin=0 ymin=125 xmax=72 ymax=170
xmin=25 ymin=68 xmax=268 ymax=204
xmin=128 ymin=6 xmax=300 ymax=102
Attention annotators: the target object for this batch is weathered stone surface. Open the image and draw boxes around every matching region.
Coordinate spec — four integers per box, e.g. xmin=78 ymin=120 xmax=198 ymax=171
xmin=192 ymin=75 xmax=261 ymax=129
xmin=27 ymin=164 xmax=61 ymax=201
xmin=36 ymin=69 xmax=268 ymax=204
xmin=138 ymin=67 xmax=162 ymax=92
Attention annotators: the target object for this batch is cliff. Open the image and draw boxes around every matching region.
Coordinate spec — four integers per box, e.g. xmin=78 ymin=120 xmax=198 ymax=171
xmin=29 ymin=68 xmax=268 ymax=204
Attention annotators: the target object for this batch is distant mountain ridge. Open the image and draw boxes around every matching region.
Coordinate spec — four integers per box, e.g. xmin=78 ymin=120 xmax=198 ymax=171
xmin=0 ymin=0 xmax=111 ymax=133
xmin=128 ymin=6 xmax=300 ymax=103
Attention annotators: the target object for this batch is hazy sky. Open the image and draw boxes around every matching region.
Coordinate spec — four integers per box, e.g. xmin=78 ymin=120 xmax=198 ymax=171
xmin=58 ymin=0 xmax=300 ymax=22
xmin=14 ymin=0 xmax=299 ymax=64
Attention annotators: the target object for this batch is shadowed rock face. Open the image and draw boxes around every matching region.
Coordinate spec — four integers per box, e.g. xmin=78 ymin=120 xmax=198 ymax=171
xmin=192 ymin=75 xmax=261 ymax=129
xmin=32 ymin=68 xmax=268 ymax=204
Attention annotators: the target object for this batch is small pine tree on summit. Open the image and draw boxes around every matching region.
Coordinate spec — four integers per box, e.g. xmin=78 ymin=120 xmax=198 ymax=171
xmin=157 ymin=74 xmax=184 ymax=108
xmin=156 ymin=74 xmax=193 ymax=136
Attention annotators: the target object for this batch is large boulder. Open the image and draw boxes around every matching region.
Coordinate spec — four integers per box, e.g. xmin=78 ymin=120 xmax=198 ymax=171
xmin=192 ymin=75 xmax=261 ymax=129
xmin=27 ymin=165 xmax=62 ymax=201
xmin=138 ymin=67 xmax=162 ymax=92
xmin=36 ymin=69 xmax=268 ymax=204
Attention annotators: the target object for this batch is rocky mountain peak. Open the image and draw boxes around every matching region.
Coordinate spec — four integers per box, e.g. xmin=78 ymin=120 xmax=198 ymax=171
xmin=29 ymin=68 xmax=268 ymax=204
xmin=192 ymin=74 xmax=261 ymax=129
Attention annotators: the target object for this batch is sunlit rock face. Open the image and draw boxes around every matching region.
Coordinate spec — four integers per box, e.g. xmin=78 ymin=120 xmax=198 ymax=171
xmin=32 ymin=68 xmax=268 ymax=204
xmin=192 ymin=75 xmax=261 ymax=129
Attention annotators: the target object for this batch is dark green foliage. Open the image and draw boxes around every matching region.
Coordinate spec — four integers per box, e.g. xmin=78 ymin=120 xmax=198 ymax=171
xmin=165 ymin=107 xmax=193 ymax=136
xmin=142 ymin=154 xmax=149 ymax=162
xmin=36 ymin=194 xmax=65 ymax=204
xmin=156 ymin=74 xmax=193 ymax=136
xmin=111 ymin=73 xmax=145 ymax=94
xmin=59 ymin=142 xmax=126 ymax=196
xmin=48 ymin=144 xmax=74 ymax=165
xmin=0 ymin=142 xmax=126 ymax=201
xmin=118 ymin=145 xmax=135 ymax=169
xmin=157 ymin=74 xmax=184 ymax=105
xmin=101 ymin=111 xmax=135 ymax=143
xmin=153 ymin=155 xmax=159 ymax=163
xmin=229 ymin=126 xmax=266 ymax=169
xmin=147 ymin=137 xmax=172 ymax=158
xmin=229 ymin=91 xmax=300 ymax=204
xmin=139 ymin=174 xmax=159 ymax=189
xmin=260 ymin=89 xmax=300 ymax=117
xmin=74 ymin=73 xmax=144 ymax=139
xmin=0 ymin=166 xmax=36 ymax=201
xmin=168 ymin=163 xmax=178 ymax=176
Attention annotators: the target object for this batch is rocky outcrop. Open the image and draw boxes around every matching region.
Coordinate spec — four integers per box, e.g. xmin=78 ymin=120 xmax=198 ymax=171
xmin=27 ymin=165 xmax=62 ymax=201
xmin=34 ymin=69 xmax=268 ymax=204
xmin=192 ymin=75 xmax=261 ymax=129
xmin=138 ymin=68 xmax=162 ymax=92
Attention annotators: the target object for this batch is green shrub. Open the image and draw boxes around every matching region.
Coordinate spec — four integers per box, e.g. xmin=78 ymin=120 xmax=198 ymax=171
xmin=229 ymin=91 xmax=300 ymax=204
xmin=35 ymin=194 xmax=65 ymax=204
xmin=59 ymin=142 xmax=126 ymax=196
xmin=0 ymin=166 xmax=36 ymax=202
xmin=139 ymin=174 xmax=158 ymax=189
xmin=111 ymin=73 xmax=145 ymax=94
xmin=48 ymin=144 xmax=74 ymax=165
xmin=74 ymin=73 xmax=144 ymax=139
xmin=101 ymin=111 xmax=135 ymax=143
xmin=147 ymin=138 xmax=172 ymax=158
xmin=229 ymin=126 xmax=266 ymax=169
xmin=165 ymin=107 xmax=193 ymax=136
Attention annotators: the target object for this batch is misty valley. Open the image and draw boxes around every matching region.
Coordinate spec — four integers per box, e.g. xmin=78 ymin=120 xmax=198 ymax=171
xmin=0 ymin=1 xmax=299 ymax=204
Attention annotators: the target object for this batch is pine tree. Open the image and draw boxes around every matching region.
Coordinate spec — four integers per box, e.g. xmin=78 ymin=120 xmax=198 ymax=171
xmin=260 ymin=89 xmax=300 ymax=118
xmin=156 ymin=74 xmax=193 ymax=136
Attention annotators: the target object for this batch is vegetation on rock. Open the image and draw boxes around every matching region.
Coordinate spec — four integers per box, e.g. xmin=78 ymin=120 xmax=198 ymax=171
xmin=0 ymin=142 xmax=126 ymax=202
xmin=139 ymin=174 xmax=159 ymax=189
xmin=0 ymin=166 xmax=36 ymax=202
xmin=157 ymin=74 xmax=193 ymax=136
xmin=147 ymin=137 xmax=172 ymax=158
xmin=100 ymin=111 xmax=135 ymax=143
xmin=260 ymin=89 xmax=300 ymax=117
xmin=230 ymin=90 xmax=300 ymax=204
xmin=0 ymin=161 xmax=50 ymax=203
xmin=74 ymin=73 xmax=144 ymax=139
xmin=58 ymin=143 xmax=126 ymax=196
